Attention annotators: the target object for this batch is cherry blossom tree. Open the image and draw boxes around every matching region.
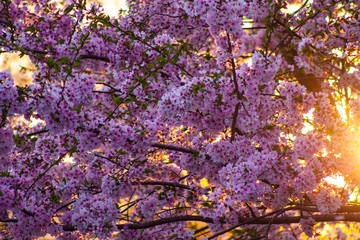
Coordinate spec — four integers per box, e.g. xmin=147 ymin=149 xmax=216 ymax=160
xmin=1 ymin=0 xmax=360 ymax=239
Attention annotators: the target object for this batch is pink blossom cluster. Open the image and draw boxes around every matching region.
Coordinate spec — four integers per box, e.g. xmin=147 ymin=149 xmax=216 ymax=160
xmin=0 ymin=125 xmax=14 ymax=155
xmin=68 ymin=194 xmax=118 ymax=238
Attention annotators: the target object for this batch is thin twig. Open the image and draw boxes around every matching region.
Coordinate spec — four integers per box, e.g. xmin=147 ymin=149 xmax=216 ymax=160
xmin=226 ymin=32 xmax=241 ymax=99
xmin=24 ymin=147 xmax=75 ymax=197
xmin=151 ymin=143 xmax=211 ymax=160
xmin=231 ymin=103 xmax=240 ymax=142
xmin=264 ymin=210 xmax=285 ymax=240
xmin=26 ymin=129 xmax=49 ymax=137
xmin=136 ymin=181 xmax=193 ymax=191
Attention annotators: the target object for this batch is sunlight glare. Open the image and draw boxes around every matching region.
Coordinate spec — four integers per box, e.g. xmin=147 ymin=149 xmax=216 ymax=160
xmin=282 ymin=0 xmax=313 ymax=15
xmin=324 ymin=175 xmax=346 ymax=187
xmin=96 ymin=0 xmax=128 ymax=17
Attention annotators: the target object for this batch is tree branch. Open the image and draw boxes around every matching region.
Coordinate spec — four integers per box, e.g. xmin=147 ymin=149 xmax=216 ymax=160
xmin=60 ymin=210 xmax=360 ymax=233
xmin=226 ymin=32 xmax=241 ymax=99
xmin=78 ymin=54 xmax=110 ymax=62
xmin=135 ymin=181 xmax=193 ymax=191
xmin=231 ymin=103 xmax=240 ymax=142
xmin=0 ymin=219 xmax=18 ymax=223
xmin=24 ymin=147 xmax=75 ymax=197
xmin=151 ymin=143 xmax=211 ymax=160
xmin=16 ymin=47 xmax=110 ymax=63
xmin=151 ymin=143 xmax=199 ymax=155
xmin=118 ymin=215 xmax=214 ymax=230
xmin=62 ymin=215 xmax=214 ymax=231
xmin=26 ymin=129 xmax=49 ymax=137
xmin=5 ymin=206 xmax=360 ymax=233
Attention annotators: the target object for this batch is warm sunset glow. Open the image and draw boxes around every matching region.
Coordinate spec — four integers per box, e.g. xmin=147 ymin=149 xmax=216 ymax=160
xmin=3 ymin=0 xmax=360 ymax=238
xmin=282 ymin=0 xmax=313 ymax=14
xmin=213 ymin=132 xmax=226 ymax=143
xmin=302 ymin=108 xmax=315 ymax=134
xmin=324 ymin=176 xmax=346 ymax=187
xmin=93 ymin=0 xmax=128 ymax=17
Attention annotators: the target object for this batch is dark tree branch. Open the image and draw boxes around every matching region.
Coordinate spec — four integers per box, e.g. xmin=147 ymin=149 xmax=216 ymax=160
xmin=208 ymin=204 xmax=360 ymax=239
xmin=23 ymin=48 xmax=47 ymax=55
xmin=226 ymin=32 xmax=241 ymax=99
xmin=135 ymin=181 xmax=193 ymax=191
xmin=118 ymin=215 xmax=214 ymax=230
xmin=62 ymin=215 xmax=214 ymax=231
xmin=26 ymin=129 xmax=49 ymax=137
xmin=231 ymin=103 xmax=240 ymax=142
xmin=264 ymin=210 xmax=285 ymax=240
xmin=14 ymin=47 xmax=110 ymax=63
xmin=242 ymin=26 xmax=267 ymax=30
xmin=208 ymin=213 xmax=360 ymax=239
xmin=151 ymin=143 xmax=211 ymax=160
xmin=60 ymin=210 xmax=360 ymax=233
xmin=56 ymin=200 xmax=76 ymax=213
xmin=24 ymin=147 xmax=75 ymax=197
xmin=154 ymin=13 xmax=187 ymax=18
xmin=0 ymin=219 xmax=18 ymax=223
xmin=79 ymin=54 xmax=110 ymax=62
xmin=5 ymin=206 xmax=360 ymax=233
xmin=151 ymin=143 xmax=199 ymax=155
xmin=194 ymin=225 xmax=209 ymax=234
xmin=21 ymin=209 xmax=35 ymax=217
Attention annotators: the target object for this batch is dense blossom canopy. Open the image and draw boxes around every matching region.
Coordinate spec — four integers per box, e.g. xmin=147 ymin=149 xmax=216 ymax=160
xmin=1 ymin=0 xmax=360 ymax=239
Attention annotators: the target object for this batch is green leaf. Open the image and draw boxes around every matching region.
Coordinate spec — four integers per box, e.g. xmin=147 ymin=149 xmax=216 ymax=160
xmin=50 ymin=191 xmax=60 ymax=204
xmin=62 ymin=66 xmax=72 ymax=75
xmin=54 ymin=63 xmax=61 ymax=73
xmin=50 ymin=113 xmax=60 ymax=122
xmin=125 ymin=95 xmax=136 ymax=103
xmin=64 ymin=4 xmax=74 ymax=14
xmin=263 ymin=124 xmax=275 ymax=131
xmin=144 ymin=168 xmax=153 ymax=173
xmin=191 ymin=83 xmax=205 ymax=94
xmin=0 ymin=171 xmax=13 ymax=178
xmin=69 ymin=104 xmax=83 ymax=114
xmin=215 ymin=94 xmax=223 ymax=107
xmin=116 ymin=149 xmax=128 ymax=155
xmin=192 ymin=151 xmax=200 ymax=157
xmin=111 ymin=94 xmax=123 ymax=105
xmin=201 ymin=201 xmax=214 ymax=208
xmin=156 ymin=55 xmax=165 ymax=62
xmin=272 ymin=145 xmax=280 ymax=151
xmin=73 ymin=60 xmax=82 ymax=68
xmin=258 ymin=84 xmax=267 ymax=92
xmin=159 ymin=60 xmax=166 ymax=68
xmin=204 ymin=53 xmax=212 ymax=61
xmin=158 ymin=192 xmax=166 ymax=200
xmin=46 ymin=57 xmax=54 ymax=65
xmin=172 ymin=52 xmax=180 ymax=64
xmin=168 ymin=234 xmax=178 ymax=240
xmin=57 ymin=56 xmax=70 ymax=64
xmin=13 ymin=135 xmax=25 ymax=147
xmin=293 ymin=94 xmax=303 ymax=103
xmin=69 ymin=147 xmax=78 ymax=156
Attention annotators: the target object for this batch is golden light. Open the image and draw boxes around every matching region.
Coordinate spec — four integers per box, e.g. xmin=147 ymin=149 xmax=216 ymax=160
xmin=324 ymin=175 xmax=346 ymax=187
xmin=212 ymin=132 xmax=226 ymax=143
xmin=0 ymin=53 xmax=34 ymax=86
xmin=282 ymin=0 xmax=314 ymax=15
xmin=302 ymin=108 xmax=315 ymax=134
xmin=89 ymin=0 xmax=128 ymax=17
